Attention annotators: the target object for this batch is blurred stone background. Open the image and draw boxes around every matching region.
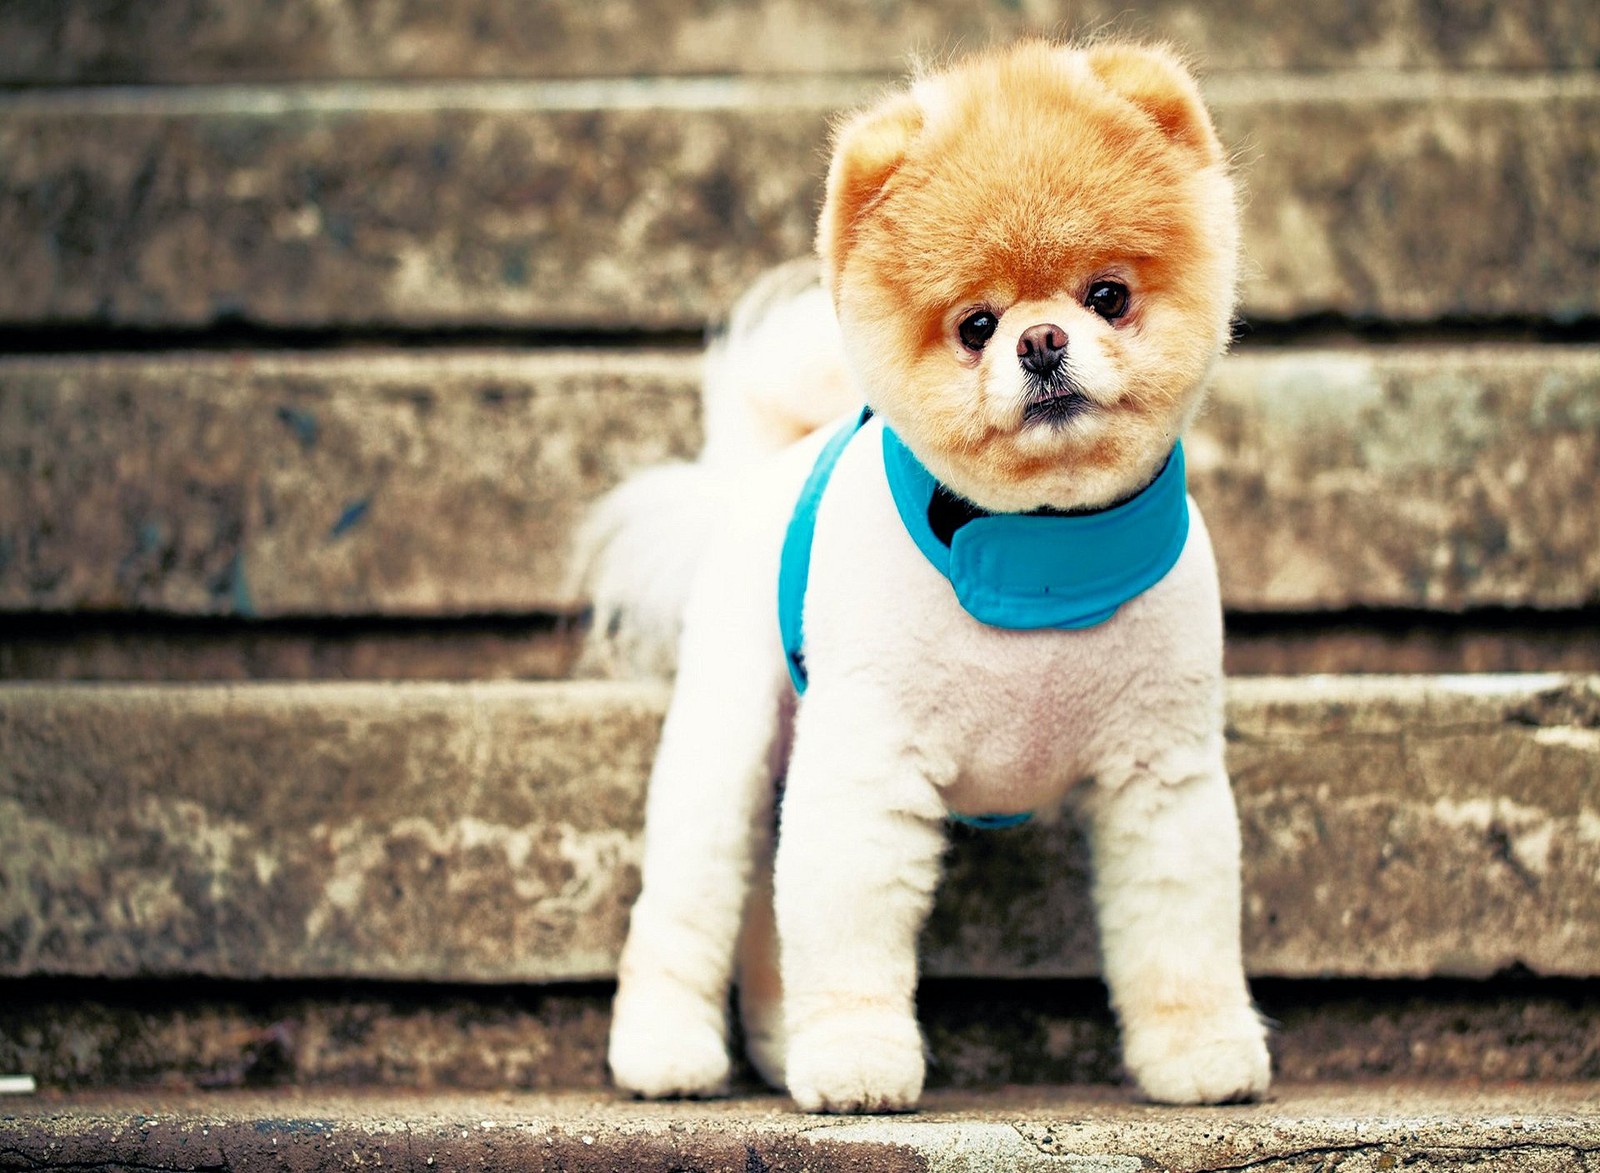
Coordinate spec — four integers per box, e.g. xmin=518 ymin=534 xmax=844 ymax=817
xmin=0 ymin=0 xmax=1598 ymax=1096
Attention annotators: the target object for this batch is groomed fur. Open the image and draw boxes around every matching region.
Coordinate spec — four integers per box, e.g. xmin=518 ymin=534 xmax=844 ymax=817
xmin=600 ymin=40 xmax=1269 ymax=1114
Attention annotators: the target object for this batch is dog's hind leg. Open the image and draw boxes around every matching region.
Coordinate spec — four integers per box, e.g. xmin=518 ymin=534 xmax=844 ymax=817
xmin=606 ymin=510 xmax=792 ymax=1099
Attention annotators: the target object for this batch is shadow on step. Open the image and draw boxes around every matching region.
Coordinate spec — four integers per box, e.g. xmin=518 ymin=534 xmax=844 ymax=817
xmin=2 ymin=975 xmax=1596 ymax=1093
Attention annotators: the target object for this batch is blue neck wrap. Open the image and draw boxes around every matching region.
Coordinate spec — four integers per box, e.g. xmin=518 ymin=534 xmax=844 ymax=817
xmin=879 ymin=426 xmax=1189 ymax=632
xmin=777 ymin=409 xmax=1190 ymax=831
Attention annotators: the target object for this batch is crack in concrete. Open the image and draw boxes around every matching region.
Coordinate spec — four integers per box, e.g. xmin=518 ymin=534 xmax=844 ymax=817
xmin=1181 ymin=1141 xmax=1395 ymax=1172
xmin=1186 ymin=1139 xmax=1600 ymax=1173
xmin=1007 ymin=1121 xmax=1148 ymax=1169
xmin=403 ymin=1122 xmax=421 ymax=1173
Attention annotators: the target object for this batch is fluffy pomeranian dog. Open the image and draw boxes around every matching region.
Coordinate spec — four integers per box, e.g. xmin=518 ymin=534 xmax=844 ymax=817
xmin=582 ymin=39 xmax=1270 ymax=1112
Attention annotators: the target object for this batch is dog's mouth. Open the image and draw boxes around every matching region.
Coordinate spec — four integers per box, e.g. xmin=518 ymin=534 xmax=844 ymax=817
xmin=1021 ymin=376 xmax=1092 ymax=427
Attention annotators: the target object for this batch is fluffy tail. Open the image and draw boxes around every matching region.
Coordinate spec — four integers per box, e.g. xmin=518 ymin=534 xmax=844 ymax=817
xmin=574 ymin=260 xmax=856 ymax=678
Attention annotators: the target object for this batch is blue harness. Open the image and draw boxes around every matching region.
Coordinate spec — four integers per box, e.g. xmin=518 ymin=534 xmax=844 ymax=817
xmin=777 ymin=410 xmax=1190 ymax=831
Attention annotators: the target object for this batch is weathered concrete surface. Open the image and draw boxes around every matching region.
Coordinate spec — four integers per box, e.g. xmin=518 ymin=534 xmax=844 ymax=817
xmin=1 ymin=75 xmax=1596 ymax=329
xmin=4 ymin=0 xmax=1597 ymax=81
xmin=1 ymin=1085 xmax=1598 ymax=1172
xmin=0 ymin=84 xmax=826 ymax=333
xmin=4 ymin=346 xmax=1597 ymax=617
xmin=1 ymin=676 xmax=1596 ymax=982
xmin=0 ymin=351 xmax=702 ymax=616
xmin=1196 ymin=348 xmax=1600 ymax=611
xmin=1225 ymin=675 xmax=1600 ymax=980
xmin=3 ymin=976 xmax=1597 ymax=1091
xmin=0 ymin=680 xmax=668 ymax=983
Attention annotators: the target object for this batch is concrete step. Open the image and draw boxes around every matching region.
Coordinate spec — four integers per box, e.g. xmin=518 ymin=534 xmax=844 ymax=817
xmin=3 ymin=345 xmax=1596 ymax=618
xmin=5 ymin=0 xmax=1597 ymax=81
xmin=3 ymin=976 xmax=1597 ymax=1092
xmin=2 ymin=74 xmax=1595 ymax=330
xmin=2 ymin=675 xmax=1596 ymax=984
xmin=1 ymin=1085 xmax=1597 ymax=1171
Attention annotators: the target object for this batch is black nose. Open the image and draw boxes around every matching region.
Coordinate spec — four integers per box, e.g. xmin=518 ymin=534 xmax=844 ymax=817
xmin=1017 ymin=323 xmax=1067 ymax=375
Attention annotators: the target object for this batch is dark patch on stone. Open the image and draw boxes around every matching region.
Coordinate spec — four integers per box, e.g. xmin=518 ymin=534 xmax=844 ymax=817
xmin=923 ymin=816 xmax=1098 ymax=977
xmin=1419 ymin=0 xmax=1497 ymax=58
xmin=1505 ymin=679 xmax=1600 ymax=728
xmin=500 ymin=248 xmax=530 ymax=288
xmin=328 ymin=498 xmax=371 ymax=539
xmin=324 ymin=213 xmax=355 ymax=250
xmin=250 ymin=1117 xmax=336 ymax=1136
xmin=1486 ymin=823 xmax=1542 ymax=892
xmin=211 ymin=292 xmax=249 ymax=321
xmin=222 ymin=552 xmax=258 ymax=617
xmin=694 ymin=169 xmax=741 ymax=231
xmin=0 ymin=917 xmax=28 ymax=968
xmin=276 ymin=407 xmax=320 ymax=450
xmin=197 ymin=1022 xmax=298 ymax=1090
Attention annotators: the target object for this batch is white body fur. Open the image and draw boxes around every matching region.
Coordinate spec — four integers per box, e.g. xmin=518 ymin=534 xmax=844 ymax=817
xmin=600 ymin=276 xmax=1269 ymax=1111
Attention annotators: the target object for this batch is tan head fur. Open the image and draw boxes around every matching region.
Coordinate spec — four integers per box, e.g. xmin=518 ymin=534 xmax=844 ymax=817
xmin=818 ymin=40 xmax=1238 ymax=512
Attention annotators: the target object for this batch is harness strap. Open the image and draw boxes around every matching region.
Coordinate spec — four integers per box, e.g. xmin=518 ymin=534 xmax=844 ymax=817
xmin=776 ymin=409 xmax=1031 ymax=831
xmin=778 ymin=408 xmax=871 ymax=693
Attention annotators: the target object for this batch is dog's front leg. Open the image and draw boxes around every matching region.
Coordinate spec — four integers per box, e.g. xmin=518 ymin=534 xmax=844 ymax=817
xmin=608 ymin=547 xmax=789 ymax=1099
xmin=775 ymin=690 xmax=949 ymax=1113
xmin=1085 ymin=749 xmax=1271 ymax=1104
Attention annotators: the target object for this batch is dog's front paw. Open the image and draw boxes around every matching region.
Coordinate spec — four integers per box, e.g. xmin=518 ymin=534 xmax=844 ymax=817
xmin=1122 ymin=1002 xmax=1271 ymax=1105
xmin=785 ymin=1009 xmax=924 ymax=1113
xmin=608 ymin=982 xmax=730 ymax=1099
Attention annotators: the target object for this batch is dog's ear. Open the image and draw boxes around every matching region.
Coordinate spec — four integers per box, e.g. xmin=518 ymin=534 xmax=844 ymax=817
xmin=1084 ymin=43 xmax=1223 ymax=165
xmin=816 ymin=91 xmax=923 ymax=292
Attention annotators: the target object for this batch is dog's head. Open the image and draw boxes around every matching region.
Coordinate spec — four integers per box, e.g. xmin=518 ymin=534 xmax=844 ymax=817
xmin=818 ymin=41 xmax=1238 ymax=512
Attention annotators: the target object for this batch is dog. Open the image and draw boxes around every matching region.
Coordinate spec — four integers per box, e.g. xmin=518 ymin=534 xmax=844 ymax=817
xmin=581 ymin=39 xmax=1270 ymax=1113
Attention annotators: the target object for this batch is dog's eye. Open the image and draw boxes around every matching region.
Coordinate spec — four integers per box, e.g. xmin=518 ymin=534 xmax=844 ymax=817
xmin=957 ymin=310 xmax=998 ymax=352
xmin=1086 ymin=281 xmax=1129 ymax=320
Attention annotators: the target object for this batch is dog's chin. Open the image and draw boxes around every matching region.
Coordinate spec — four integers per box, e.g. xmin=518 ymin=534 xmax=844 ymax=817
xmin=940 ymin=392 xmax=1177 ymax=514
xmin=1011 ymin=372 xmax=1114 ymax=453
xmin=1020 ymin=387 xmax=1093 ymax=429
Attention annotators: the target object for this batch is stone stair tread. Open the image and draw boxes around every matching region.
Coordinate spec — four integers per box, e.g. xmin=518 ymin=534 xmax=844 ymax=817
xmin=2 ymin=74 xmax=1596 ymax=330
xmin=5 ymin=0 xmax=1597 ymax=81
xmin=2 ymin=1083 xmax=1598 ymax=1172
xmin=2 ymin=675 xmax=1596 ymax=983
xmin=4 ymin=344 xmax=1596 ymax=617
